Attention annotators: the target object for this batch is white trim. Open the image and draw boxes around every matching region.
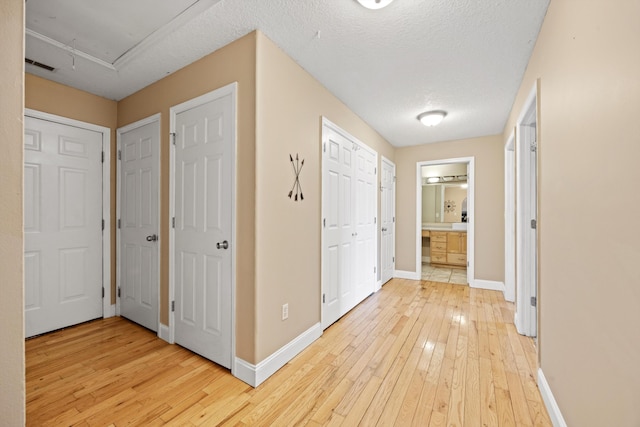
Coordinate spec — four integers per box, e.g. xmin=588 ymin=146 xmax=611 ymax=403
xmin=116 ymin=113 xmax=162 ymax=333
xmin=470 ymin=279 xmax=505 ymax=293
xmin=538 ymin=368 xmax=568 ymax=427
xmin=515 ymin=81 xmax=538 ymax=337
xmin=169 ymin=82 xmax=238 ymax=371
xmin=24 ymin=108 xmax=112 ymax=320
xmin=416 ymin=157 xmax=475 ymax=286
xmin=234 ymin=323 xmax=322 ymax=387
xmin=394 ymin=270 xmax=421 ymax=281
xmin=504 ymin=131 xmax=516 ymax=302
xmin=158 ymin=323 xmax=172 ymax=343
xmin=107 ymin=304 xmax=116 ymax=317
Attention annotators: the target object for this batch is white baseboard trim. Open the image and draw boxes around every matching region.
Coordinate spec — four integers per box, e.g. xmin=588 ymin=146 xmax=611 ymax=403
xmin=158 ymin=323 xmax=172 ymax=344
xmin=470 ymin=279 xmax=505 ymax=292
xmin=394 ymin=270 xmax=420 ymax=280
xmin=233 ymin=322 xmax=322 ymax=387
xmin=538 ymin=368 xmax=568 ymax=427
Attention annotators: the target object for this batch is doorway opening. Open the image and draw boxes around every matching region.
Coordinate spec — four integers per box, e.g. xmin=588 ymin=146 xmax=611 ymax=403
xmin=416 ymin=157 xmax=475 ymax=286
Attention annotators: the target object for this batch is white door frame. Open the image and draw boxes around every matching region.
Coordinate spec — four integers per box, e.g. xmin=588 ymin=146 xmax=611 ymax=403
xmin=380 ymin=155 xmax=395 ymax=288
xmin=504 ymin=131 xmax=516 ymax=302
xmin=168 ymin=83 xmax=237 ymax=372
xmin=416 ymin=157 xmax=475 ymax=285
xmin=515 ymin=82 xmax=538 ymax=336
xmin=115 ymin=113 xmax=161 ymax=331
xmin=25 ymin=108 xmax=113 ymax=318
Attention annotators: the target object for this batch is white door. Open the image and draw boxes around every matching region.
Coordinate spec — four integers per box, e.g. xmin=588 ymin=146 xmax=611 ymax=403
xmin=353 ymin=147 xmax=376 ymax=303
xmin=118 ymin=116 xmax=160 ymax=332
xmin=172 ymin=85 xmax=235 ymax=368
xmin=515 ymin=91 xmax=538 ymax=337
xmin=322 ymin=119 xmax=377 ymax=329
xmin=24 ymin=116 xmax=103 ymax=337
xmin=322 ymin=127 xmax=355 ymax=328
xmin=380 ymin=157 xmax=395 ymax=285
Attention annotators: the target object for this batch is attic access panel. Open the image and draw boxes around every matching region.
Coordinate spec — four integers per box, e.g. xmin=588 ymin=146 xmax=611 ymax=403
xmin=26 ymin=0 xmax=200 ymax=64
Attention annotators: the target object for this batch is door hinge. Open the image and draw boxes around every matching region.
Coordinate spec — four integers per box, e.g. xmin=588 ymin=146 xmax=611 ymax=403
xmin=374 ymin=167 xmax=377 ymax=174
xmin=171 ymin=132 xmax=176 ymax=145
xmin=323 ymin=142 xmax=326 ymax=153
xmin=171 ymin=301 xmax=175 ymax=312
xmin=172 ymin=217 xmax=176 ymax=228
xmin=374 ymin=266 xmax=376 ymax=274
xmin=102 ymin=287 xmax=105 ymax=298
xmin=323 ymin=218 xmax=326 ymax=228
xmin=117 ymin=149 xmax=122 ymax=160
xmin=393 ymin=217 xmax=395 ymax=223
xmin=393 ymin=176 xmax=396 ymax=182
xmin=374 ymin=217 xmax=376 ymax=224
xmin=102 ymin=219 xmax=105 ymax=231
xmin=392 ymin=257 xmax=395 ymax=263
xmin=117 ymin=286 xmax=121 ymax=298
xmin=101 ymin=151 xmax=105 ymax=163
xmin=531 ymin=219 xmax=537 ymax=229
xmin=322 ymin=293 xmax=325 ymax=304
xmin=531 ymin=296 xmax=537 ymax=307
xmin=117 ymin=218 xmax=121 ymax=229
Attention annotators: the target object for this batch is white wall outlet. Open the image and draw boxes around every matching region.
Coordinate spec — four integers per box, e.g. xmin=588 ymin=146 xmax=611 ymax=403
xmin=282 ymin=303 xmax=289 ymax=320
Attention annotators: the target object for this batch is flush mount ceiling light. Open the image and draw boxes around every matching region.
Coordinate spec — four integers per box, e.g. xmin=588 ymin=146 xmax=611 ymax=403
xmin=356 ymin=0 xmax=395 ymax=10
xmin=427 ymin=177 xmax=440 ymax=183
xmin=418 ymin=110 xmax=447 ymax=127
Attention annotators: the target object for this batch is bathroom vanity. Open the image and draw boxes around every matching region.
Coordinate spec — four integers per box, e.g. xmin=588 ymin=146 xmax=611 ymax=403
xmin=422 ymin=227 xmax=467 ymax=268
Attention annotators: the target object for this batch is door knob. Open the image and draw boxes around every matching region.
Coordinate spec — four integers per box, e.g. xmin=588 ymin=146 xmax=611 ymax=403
xmin=146 ymin=234 xmax=158 ymax=242
xmin=382 ymin=227 xmax=387 ymax=232
xmin=216 ymin=240 xmax=229 ymax=250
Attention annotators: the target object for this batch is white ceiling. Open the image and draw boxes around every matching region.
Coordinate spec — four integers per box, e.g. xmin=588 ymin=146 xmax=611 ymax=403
xmin=25 ymin=0 xmax=550 ymax=147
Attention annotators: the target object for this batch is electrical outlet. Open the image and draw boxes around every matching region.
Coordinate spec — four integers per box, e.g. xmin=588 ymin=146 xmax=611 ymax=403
xmin=282 ymin=303 xmax=289 ymax=320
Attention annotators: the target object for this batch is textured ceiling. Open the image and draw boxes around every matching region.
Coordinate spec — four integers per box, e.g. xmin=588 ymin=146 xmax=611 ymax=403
xmin=25 ymin=0 xmax=550 ymax=147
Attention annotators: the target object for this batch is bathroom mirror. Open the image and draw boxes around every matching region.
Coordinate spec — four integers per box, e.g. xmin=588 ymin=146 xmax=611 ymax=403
xmin=421 ymin=163 xmax=468 ymax=224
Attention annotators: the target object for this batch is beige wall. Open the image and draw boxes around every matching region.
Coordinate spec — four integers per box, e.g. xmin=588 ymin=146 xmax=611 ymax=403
xmin=504 ymin=1 xmax=640 ymax=425
xmin=0 ymin=0 xmax=25 ymax=423
xmin=395 ymin=135 xmax=504 ymax=281
xmin=25 ymin=74 xmax=118 ymax=302
xmin=118 ymin=32 xmax=257 ymax=362
xmin=254 ymin=32 xmax=394 ymax=360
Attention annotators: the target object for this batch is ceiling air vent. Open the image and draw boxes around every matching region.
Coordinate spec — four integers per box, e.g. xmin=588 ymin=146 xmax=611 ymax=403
xmin=25 ymin=58 xmax=55 ymax=72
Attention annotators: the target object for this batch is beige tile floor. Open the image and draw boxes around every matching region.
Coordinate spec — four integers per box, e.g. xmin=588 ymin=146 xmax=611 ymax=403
xmin=421 ymin=263 xmax=468 ymax=285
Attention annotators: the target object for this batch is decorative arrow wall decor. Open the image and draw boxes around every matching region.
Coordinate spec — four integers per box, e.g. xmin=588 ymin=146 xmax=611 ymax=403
xmin=288 ymin=153 xmax=304 ymax=201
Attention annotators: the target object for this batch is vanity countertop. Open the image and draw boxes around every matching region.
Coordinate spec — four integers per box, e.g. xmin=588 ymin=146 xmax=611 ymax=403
xmin=422 ymin=224 xmax=467 ymax=232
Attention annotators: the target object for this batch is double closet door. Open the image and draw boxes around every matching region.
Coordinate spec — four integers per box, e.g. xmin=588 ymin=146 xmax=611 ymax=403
xmin=322 ymin=119 xmax=377 ymax=329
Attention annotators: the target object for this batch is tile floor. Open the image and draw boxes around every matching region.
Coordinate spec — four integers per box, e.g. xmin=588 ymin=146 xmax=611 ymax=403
xmin=421 ymin=263 xmax=468 ymax=285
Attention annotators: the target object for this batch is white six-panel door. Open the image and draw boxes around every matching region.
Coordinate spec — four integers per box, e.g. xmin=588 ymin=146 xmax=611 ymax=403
xmin=118 ymin=116 xmax=160 ymax=332
xmin=380 ymin=157 xmax=395 ymax=285
xmin=171 ymin=84 xmax=235 ymax=369
xmin=24 ymin=116 xmax=104 ymax=337
xmin=322 ymin=119 xmax=377 ymax=329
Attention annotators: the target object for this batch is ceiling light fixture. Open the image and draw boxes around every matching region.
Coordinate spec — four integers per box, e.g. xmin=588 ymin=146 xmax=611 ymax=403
xmin=427 ymin=177 xmax=440 ymax=183
xmin=418 ymin=110 xmax=447 ymax=127
xmin=356 ymin=0 xmax=394 ymax=10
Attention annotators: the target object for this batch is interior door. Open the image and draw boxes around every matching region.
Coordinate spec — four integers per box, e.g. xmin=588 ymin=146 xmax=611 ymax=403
xmin=24 ymin=116 xmax=103 ymax=337
xmin=322 ymin=128 xmax=354 ymax=328
xmin=353 ymin=147 xmax=376 ymax=303
xmin=173 ymin=87 xmax=234 ymax=368
xmin=119 ymin=117 xmax=160 ymax=332
xmin=380 ymin=158 xmax=395 ymax=285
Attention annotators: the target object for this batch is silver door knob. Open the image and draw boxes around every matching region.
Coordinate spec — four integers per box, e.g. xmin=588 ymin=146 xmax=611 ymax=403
xmin=216 ymin=240 xmax=229 ymax=250
xmin=146 ymin=234 xmax=158 ymax=242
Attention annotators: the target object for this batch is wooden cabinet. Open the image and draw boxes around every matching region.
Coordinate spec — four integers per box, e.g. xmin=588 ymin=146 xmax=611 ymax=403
xmin=429 ymin=230 xmax=467 ymax=268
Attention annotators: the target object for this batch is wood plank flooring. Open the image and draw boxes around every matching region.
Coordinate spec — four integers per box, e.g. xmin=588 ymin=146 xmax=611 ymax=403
xmin=26 ymin=279 xmax=552 ymax=426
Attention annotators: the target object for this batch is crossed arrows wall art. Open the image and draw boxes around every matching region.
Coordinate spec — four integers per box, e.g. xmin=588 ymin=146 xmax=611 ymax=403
xmin=288 ymin=153 xmax=304 ymax=201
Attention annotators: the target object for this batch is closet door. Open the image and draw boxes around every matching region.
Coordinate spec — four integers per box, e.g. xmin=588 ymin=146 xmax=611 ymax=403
xmin=322 ymin=119 xmax=376 ymax=329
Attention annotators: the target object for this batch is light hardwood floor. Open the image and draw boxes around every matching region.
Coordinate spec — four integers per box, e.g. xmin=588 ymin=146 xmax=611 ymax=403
xmin=26 ymin=279 xmax=551 ymax=426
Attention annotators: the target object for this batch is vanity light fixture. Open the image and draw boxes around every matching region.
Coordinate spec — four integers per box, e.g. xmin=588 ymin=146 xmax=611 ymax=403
xmin=418 ymin=110 xmax=447 ymax=127
xmin=356 ymin=0 xmax=395 ymax=9
xmin=427 ymin=177 xmax=440 ymax=183
xmin=442 ymin=176 xmax=454 ymax=182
